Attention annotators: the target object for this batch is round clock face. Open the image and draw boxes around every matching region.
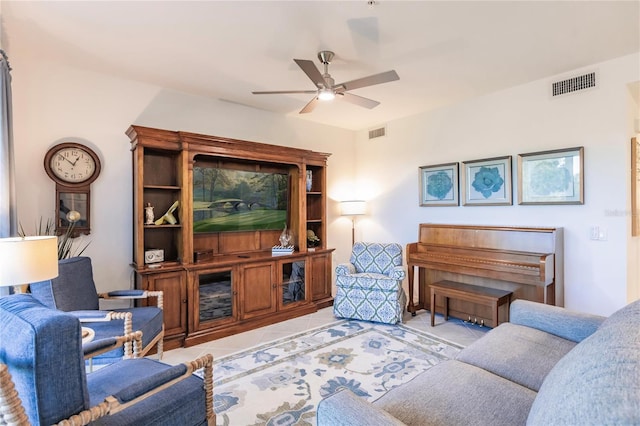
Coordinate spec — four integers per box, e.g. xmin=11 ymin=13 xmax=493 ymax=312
xmin=45 ymin=143 xmax=101 ymax=185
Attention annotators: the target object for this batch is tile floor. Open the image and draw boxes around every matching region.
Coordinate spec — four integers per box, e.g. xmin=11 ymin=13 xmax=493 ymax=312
xmin=161 ymin=308 xmax=490 ymax=366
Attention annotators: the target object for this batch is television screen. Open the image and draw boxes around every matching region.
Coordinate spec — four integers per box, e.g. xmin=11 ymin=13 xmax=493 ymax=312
xmin=193 ymin=165 xmax=288 ymax=233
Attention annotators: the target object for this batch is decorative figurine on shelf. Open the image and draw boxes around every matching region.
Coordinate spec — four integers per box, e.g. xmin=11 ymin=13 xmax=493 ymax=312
xmin=144 ymin=203 xmax=155 ymax=225
xmin=307 ymin=229 xmax=320 ymax=250
xmin=154 ymin=200 xmax=179 ymax=225
xmin=306 ymin=170 xmax=313 ymax=192
xmin=279 ymin=224 xmax=292 ymax=247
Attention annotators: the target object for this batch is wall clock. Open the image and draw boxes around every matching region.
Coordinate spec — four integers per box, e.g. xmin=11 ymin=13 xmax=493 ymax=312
xmin=44 ymin=142 xmax=101 ymax=237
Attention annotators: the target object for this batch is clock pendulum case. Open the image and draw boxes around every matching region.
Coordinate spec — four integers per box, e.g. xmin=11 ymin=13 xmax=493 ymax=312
xmin=43 ymin=142 xmax=101 ymax=237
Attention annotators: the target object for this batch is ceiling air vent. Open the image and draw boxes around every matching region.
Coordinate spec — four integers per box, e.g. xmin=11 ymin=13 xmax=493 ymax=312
xmin=552 ymin=72 xmax=596 ymax=97
xmin=368 ymin=125 xmax=387 ymax=140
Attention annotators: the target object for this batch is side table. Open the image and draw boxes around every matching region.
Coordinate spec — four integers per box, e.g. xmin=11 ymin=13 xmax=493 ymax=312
xmin=81 ymin=327 xmax=95 ymax=344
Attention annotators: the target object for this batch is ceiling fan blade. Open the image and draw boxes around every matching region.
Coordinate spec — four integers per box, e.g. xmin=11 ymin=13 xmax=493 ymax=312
xmin=299 ymin=97 xmax=319 ymax=114
xmin=339 ymin=92 xmax=380 ymax=109
xmin=336 ymin=70 xmax=399 ymax=91
xmin=252 ymin=90 xmax=318 ymax=95
xmin=294 ymin=59 xmax=327 ymax=88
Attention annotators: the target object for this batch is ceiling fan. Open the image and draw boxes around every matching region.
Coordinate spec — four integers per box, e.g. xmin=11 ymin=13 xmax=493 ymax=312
xmin=252 ymin=51 xmax=399 ymax=114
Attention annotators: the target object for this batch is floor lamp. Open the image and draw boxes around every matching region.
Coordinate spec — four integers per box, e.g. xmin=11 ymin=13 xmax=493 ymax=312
xmin=0 ymin=235 xmax=59 ymax=424
xmin=340 ymin=200 xmax=367 ymax=246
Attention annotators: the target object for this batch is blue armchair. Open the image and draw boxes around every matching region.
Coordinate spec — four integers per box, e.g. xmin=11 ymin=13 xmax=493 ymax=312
xmin=30 ymin=256 xmax=164 ymax=365
xmin=334 ymin=242 xmax=407 ymax=324
xmin=0 ymin=294 xmax=214 ymax=425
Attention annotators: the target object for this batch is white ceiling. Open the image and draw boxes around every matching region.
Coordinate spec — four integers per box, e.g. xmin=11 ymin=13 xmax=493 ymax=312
xmin=2 ymin=1 xmax=639 ymax=130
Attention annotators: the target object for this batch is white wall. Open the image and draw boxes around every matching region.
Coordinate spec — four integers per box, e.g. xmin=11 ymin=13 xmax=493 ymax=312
xmin=10 ymin=57 xmax=355 ymax=296
xmin=10 ymin=45 xmax=638 ymax=316
xmin=353 ymin=53 xmax=640 ymax=316
xmin=626 ymin=82 xmax=640 ymax=305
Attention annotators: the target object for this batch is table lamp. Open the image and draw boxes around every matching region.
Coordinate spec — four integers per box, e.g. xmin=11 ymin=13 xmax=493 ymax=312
xmin=0 ymin=236 xmax=59 ymax=293
xmin=0 ymin=236 xmax=58 ymax=424
xmin=340 ymin=200 xmax=367 ymax=246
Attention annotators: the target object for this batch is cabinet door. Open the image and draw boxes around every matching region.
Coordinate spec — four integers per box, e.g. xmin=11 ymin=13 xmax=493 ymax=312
xmin=310 ymin=253 xmax=332 ymax=304
xmin=193 ymin=269 xmax=236 ymax=331
xmin=141 ymin=271 xmax=187 ymax=338
xmin=277 ymin=259 xmax=308 ymax=310
xmin=240 ymin=262 xmax=276 ymax=319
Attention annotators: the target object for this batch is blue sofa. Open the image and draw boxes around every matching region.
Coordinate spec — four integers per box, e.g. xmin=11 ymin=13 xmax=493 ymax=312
xmin=317 ymin=299 xmax=640 ymax=425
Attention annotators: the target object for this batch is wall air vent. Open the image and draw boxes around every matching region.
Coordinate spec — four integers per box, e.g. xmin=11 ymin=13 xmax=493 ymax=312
xmin=552 ymin=72 xmax=596 ymax=97
xmin=368 ymin=125 xmax=387 ymax=140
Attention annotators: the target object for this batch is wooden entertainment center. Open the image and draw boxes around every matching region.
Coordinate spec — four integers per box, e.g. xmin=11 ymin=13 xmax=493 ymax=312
xmin=128 ymin=126 xmax=334 ymax=349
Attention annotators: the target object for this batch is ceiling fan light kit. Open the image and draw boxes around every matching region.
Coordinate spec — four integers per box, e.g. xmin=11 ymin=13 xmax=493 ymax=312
xmin=252 ymin=50 xmax=399 ymax=114
xmin=318 ymin=88 xmax=335 ymax=101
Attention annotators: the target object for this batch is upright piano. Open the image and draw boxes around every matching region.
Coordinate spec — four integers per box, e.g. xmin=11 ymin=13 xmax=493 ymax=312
xmin=407 ymin=224 xmax=563 ymax=327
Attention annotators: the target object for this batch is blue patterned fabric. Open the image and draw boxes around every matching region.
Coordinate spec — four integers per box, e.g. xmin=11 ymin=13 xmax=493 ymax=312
xmin=334 ymin=242 xmax=407 ymax=324
xmin=0 ymin=294 xmax=208 ymax=425
xmin=350 ymin=242 xmax=403 ymax=275
xmin=30 ymin=256 xmax=164 ymax=365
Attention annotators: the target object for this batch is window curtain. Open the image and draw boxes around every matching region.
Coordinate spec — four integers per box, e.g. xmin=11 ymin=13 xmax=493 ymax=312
xmin=0 ymin=49 xmax=16 ymax=241
xmin=0 ymin=50 xmax=16 ymax=296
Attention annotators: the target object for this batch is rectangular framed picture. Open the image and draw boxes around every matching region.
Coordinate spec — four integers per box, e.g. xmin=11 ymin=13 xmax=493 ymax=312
xmin=517 ymin=147 xmax=584 ymax=205
xmin=419 ymin=162 xmax=459 ymax=206
xmin=462 ymin=156 xmax=512 ymax=206
xmin=192 ymin=164 xmax=289 ymax=233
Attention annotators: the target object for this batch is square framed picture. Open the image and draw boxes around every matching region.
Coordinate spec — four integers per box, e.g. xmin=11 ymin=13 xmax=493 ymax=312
xmin=517 ymin=147 xmax=584 ymax=205
xmin=419 ymin=162 xmax=459 ymax=206
xmin=462 ymin=156 xmax=512 ymax=206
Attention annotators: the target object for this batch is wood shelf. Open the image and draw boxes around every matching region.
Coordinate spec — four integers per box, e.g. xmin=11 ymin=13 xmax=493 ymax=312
xmin=144 ymin=185 xmax=181 ymax=191
xmin=129 ymin=125 xmax=334 ymax=349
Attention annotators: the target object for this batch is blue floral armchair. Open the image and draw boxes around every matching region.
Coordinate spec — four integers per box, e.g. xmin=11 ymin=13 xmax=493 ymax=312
xmin=334 ymin=242 xmax=407 ymax=324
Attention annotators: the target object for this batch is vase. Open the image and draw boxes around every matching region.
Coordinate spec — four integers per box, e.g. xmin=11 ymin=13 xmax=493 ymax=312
xmin=279 ymin=225 xmax=292 ymax=247
xmin=306 ymin=170 xmax=313 ymax=192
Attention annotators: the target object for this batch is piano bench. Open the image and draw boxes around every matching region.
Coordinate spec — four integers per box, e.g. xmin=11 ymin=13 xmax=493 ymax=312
xmin=430 ymin=280 xmax=512 ymax=328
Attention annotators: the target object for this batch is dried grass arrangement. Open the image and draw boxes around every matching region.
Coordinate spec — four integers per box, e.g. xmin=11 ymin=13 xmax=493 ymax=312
xmin=19 ymin=218 xmax=90 ymax=260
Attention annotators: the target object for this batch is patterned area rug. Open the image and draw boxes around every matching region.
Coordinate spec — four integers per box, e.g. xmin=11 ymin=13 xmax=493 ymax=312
xmin=212 ymin=320 xmax=463 ymax=425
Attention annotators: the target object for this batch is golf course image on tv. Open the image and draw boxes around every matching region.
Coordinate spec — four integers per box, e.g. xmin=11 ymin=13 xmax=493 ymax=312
xmin=193 ymin=165 xmax=288 ymax=233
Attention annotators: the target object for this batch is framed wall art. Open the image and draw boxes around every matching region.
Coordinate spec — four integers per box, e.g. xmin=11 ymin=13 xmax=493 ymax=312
xmin=632 ymin=138 xmax=639 ymax=236
xmin=462 ymin=156 xmax=512 ymax=206
xmin=517 ymin=147 xmax=584 ymax=205
xmin=419 ymin=162 xmax=459 ymax=206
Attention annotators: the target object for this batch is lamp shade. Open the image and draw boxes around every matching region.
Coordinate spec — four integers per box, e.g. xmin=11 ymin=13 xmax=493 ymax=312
xmin=0 ymin=236 xmax=59 ymax=286
xmin=340 ymin=200 xmax=367 ymax=216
